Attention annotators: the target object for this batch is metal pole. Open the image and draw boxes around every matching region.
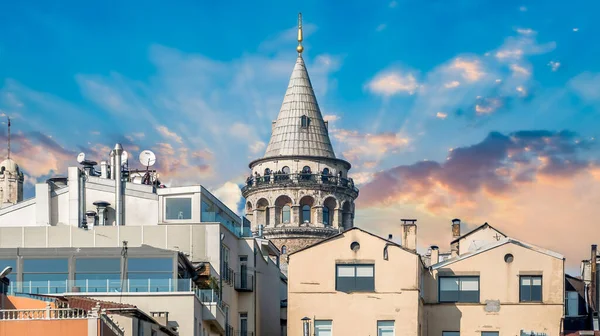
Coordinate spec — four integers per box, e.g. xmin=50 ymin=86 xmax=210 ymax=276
xmin=113 ymin=144 xmax=123 ymax=226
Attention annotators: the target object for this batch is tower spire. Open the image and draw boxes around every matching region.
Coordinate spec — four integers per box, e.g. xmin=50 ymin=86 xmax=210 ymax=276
xmin=7 ymin=117 xmax=10 ymax=160
xmin=297 ymin=13 xmax=304 ymax=54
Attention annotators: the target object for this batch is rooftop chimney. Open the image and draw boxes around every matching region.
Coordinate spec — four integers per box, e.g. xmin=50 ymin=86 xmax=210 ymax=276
xmin=592 ymin=244 xmax=598 ymax=311
xmin=452 ymin=218 xmax=461 ymax=238
xmin=113 ymin=144 xmax=124 ymax=226
xmin=400 ymin=219 xmax=417 ymax=252
xmin=431 ymin=245 xmax=439 ymax=265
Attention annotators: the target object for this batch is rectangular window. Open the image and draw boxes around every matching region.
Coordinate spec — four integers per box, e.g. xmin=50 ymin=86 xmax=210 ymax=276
xmin=520 ymin=275 xmax=542 ymax=302
xmin=22 ymin=258 xmax=69 ymax=294
xmin=443 ymin=332 xmax=460 ymax=336
xmin=315 ymin=320 xmax=332 ymax=336
xmin=240 ymin=312 xmax=248 ymax=335
xmin=165 ymin=197 xmax=192 ymax=220
xmin=336 ymin=264 xmax=374 ymax=292
xmin=127 ymin=258 xmax=173 ymax=292
xmin=377 ymin=321 xmax=394 ymax=336
xmin=565 ymin=291 xmax=579 ymax=316
xmin=482 ymin=332 xmax=499 ymax=336
xmin=439 ymin=276 xmax=479 ymax=303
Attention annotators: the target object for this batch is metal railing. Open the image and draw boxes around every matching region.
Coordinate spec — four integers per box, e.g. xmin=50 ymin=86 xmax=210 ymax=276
xmin=5 ymin=278 xmax=194 ymax=295
xmin=0 ymin=308 xmax=88 ymax=320
xmin=234 ymin=273 xmax=254 ymax=292
xmin=222 ymin=266 xmax=235 ymax=286
xmin=242 ymin=173 xmax=359 ymax=194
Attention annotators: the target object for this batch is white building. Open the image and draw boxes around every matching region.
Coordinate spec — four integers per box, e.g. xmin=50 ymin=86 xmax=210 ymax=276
xmin=0 ymin=142 xmax=284 ymax=336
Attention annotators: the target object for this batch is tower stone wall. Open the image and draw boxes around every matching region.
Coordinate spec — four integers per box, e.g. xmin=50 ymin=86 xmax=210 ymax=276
xmin=0 ymin=158 xmax=24 ymax=208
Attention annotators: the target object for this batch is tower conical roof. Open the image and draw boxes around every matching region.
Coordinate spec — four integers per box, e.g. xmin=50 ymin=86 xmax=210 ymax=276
xmin=263 ymin=55 xmax=336 ymax=159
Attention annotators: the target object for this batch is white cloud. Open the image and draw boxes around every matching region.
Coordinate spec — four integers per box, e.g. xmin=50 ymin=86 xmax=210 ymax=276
xmin=212 ymin=181 xmax=242 ymax=213
xmin=519 ymin=6 xmax=527 ymax=11
xmin=444 ymin=81 xmax=460 ymax=88
xmin=573 ymin=28 xmax=579 ymax=32
xmin=448 ymin=58 xmax=485 ymax=81
xmin=569 ymin=72 xmax=600 ymax=101
xmin=548 ymin=61 xmax=561 ymax=72
xmin=516 ymin=28 xmax=536 ymax=35
xmin=389 ymin=1 xmax=397 ymax=8
xmin=436 ymin=112 xmax=448 ymax=119
xmin=324 ymin=114 xmax=340 ymax=122
xmin=249 ymin=141 xmax=266 ymax=154
xmin=367 ymin=71 xmax=419 ymax=96
xmin=376 ymin=24 xmax=387 ymax=32
xmin=510 ymin=64 xmax=531 ymax=77
xmin=156 ymin=125 xmax=183 ymax=144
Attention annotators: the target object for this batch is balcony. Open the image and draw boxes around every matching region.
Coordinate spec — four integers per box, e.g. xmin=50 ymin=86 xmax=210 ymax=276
xmin=241 ymin=173 xmax=359 ymax=197
xmin=234 ymin=273 xmax=254 ymax=292
xmin=5 ymin=278 xmax=195 ymax=295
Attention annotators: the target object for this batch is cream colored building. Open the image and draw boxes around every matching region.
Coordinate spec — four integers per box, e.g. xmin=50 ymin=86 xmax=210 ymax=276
xmin=288 ymin=220 xmax=565 ymax=336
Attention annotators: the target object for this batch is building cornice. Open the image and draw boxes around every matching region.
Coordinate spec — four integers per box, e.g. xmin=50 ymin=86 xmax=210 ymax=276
xmin=248 ymin=155 xmax=351 ymax=170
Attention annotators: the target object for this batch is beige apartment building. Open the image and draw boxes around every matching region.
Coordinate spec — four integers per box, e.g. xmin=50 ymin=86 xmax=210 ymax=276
xmin=288 ymin=220 xmax=565 ymax=336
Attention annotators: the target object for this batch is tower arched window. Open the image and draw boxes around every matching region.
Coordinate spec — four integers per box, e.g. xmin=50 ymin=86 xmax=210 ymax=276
xmin=300 ymin=115 xmax=310 ymax=128
xmin=282 ymin=166 xmax=290 ymax=175
xmin=302 ymin=205 xmax=311 ymax=223
xmin=281 ymin=245 xmax=287 ymax=254
xmin=282 ymin=205 xmax=291 ymax=223
xmin=323 ymin=207 xmax=330 ymax=225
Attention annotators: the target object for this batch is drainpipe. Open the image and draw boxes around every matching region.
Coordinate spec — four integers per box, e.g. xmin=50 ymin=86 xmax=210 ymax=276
xmin=113 ymin=144 xmax=123 ymax=226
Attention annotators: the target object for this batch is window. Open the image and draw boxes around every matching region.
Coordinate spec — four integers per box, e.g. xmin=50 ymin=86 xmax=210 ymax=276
xmin=281 ymin=245 xmax=287 ymax=254
xmin=566 ymin=291 xmax=579 ymax=316
xmin=166 ymin=197 xmax=192 ymax=220
xmin=300 ymin=115 xmax=310 ymax=128
xmin=23 ymin=258 xmax=69 ymax=294
xmin=302 ymin=205 xmax=310 ymax=223
xmin=336 ymin=264 xmax=374 ymax=292
xmin=439 ymin=276 xmax=479 ymax=303
xmin=323 ymin=207 xmax=330 ymax=225
xmin=282 ymin=166 xmax=290 ymax=174
xmin=282 ymin=205 xmax=291 ymax=223
xmin=221 ymin=245 xmax=230 ymax=283
xmin=127 ymin=258 xmax=173 ymax=292
xmin=520 ymin=275 xmax=542 ymax=302
xmin=74 ymin=258 xmax=121 ymax=291
xmin=377 ymin=321 xmax=394 ymax=336
xmin=315 ymin=320 xmax=332 ymax=336
xmin=240 ymin=312 xmax=248 ymax=335
xmin=482 ymin=332 xmax=499 ymax=336
xmin=443 ymin=332 xmax=460 ymax=336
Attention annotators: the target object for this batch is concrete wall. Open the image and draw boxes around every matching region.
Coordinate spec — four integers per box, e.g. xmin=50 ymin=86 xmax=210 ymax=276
xmin=288 ymin=229 xmax=422 ymax=336
xmin=425 ymin=242 xmax=564 ymax=336
xmin=0 ymin=199 xmax=36 ymax=227
xmin=255 ymin=242 xmax=281 ymax=336
xmin=458 ymin=226 xmax=505 ymax=255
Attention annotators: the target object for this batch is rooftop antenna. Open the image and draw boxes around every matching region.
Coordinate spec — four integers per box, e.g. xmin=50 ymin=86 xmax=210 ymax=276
xmin=139 ymin=150 xmax=157 ymax=186
xmin=6 ymin=117 xmax=10 ymax=160
xmin=297 ymin=13 xmax=304 ymax=55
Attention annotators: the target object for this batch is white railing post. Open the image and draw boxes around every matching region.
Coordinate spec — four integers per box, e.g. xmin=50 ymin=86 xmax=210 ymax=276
xmin=127 ymin=278 xmax=130 ymax=292
xmin=168 ymin=278 xmax=172 ymax=292
xmin=47 ymin=281 xmax=50 ymax=294
xmin=86 ymin=279 xmax=89 ymax=292
xmin=106 ymin=279 xmax=109 ymax=292
xmin=45 ymin=302 xmax=51 ymax=320
xmin=147 ymin=278 xmax=150 ymax=292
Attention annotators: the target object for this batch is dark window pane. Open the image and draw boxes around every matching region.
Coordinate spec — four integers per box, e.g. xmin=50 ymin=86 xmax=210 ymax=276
xmin=440 ymin=290 xmax=459 ymax=302
xmin=0 ymin=259 xmax=16 ymax=282
xmin=166 ymin=198 xmax=192 ymax=220
xmin=355 ymin=277 xmax=374 ymax=291
xmin=521 ymin=285 xmax=531 ymax=301
xmin=482 ymin=332 xmax=499 ymax=336
xmin=75 ymin=273 xmax=121 ymax=280
xmin=128 ymin=258 xmax=172 ymax=273
xmin=23 ymin=258 xmax=68 ymax=273
xmin=461 ymin=290 xmax=480 ymax=303
xmin=439 ymin=276 xmax=479 ymax=303
xmin=336 ymin=277 xmax=355 ymax=292
xmin=531 ymin=285 xmax=542 ymax=301
xmin=75 ymin=258 xmax=121 ymax=273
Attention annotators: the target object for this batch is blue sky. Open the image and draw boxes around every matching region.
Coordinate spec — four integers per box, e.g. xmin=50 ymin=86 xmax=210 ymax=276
xmin=0 ymin=0 xmax=599 ymax=270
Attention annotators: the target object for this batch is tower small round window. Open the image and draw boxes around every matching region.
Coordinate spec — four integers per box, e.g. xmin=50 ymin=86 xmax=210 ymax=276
xmin=504 ymin=253 xmax=514 ymax=263
xmin=281 ymin=245 xmax=287 ymax=254
xmin=350 ymin=242 xmax=360 ymax=252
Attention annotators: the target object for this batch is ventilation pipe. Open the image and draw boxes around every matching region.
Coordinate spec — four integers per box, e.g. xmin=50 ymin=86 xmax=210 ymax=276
xmin=113 ymin=143 xmax=124 ymax=226
xmin=100 ymin=161 xmax=108 ymax=179
xmin=431 ymin=246 xmax=439 ymax=265
xmin=78 ymin=169 xmax=87 ymax=229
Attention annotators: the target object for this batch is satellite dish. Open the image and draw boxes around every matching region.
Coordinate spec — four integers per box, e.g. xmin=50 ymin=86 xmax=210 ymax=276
xmin=77 ymin=152 xmax=86 ymax=164
xmin=139 ymin=150 xmax=156 ymax=167
xmin=121 ymin=150 xmax=129 ymax=164
xmin=131 ymin=175 xmax=143 ymax=184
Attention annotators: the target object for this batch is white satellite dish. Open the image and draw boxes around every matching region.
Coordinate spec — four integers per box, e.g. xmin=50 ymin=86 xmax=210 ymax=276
xmin=121 ymin=150 xmax=129 ymax=164
xmin=77 ymin=152 xmax=86 ymax=163
xmin=139 ymin=150 xmax=156 ymax=167
xmin=131 ymin=175 xmax=143 ymax=184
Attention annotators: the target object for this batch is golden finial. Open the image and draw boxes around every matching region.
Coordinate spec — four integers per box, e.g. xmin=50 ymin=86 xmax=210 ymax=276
xmin=297 ymin=13 xmax=304 ymax=54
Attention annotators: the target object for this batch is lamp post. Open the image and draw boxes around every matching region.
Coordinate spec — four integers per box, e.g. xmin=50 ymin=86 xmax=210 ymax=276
xmin=302 ymin=316 xmax=311 ymax=336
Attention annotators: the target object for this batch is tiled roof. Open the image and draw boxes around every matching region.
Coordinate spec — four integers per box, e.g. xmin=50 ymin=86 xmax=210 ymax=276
xmin=263 ymin=55 xmax=336 ymax=159
xmin=62 ymin=296 xmax=136 ymax=311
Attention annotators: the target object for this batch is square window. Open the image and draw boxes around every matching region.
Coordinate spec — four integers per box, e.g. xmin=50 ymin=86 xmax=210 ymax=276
xmin=315 ymin=320 xmax=332 ymax=336
xmin=520 ymin=275 xmax=542 ymax=302
xmin=165 ymin=198 xmax=192 ymax=220
xmin=336 ymin=264 xmax=374 ymax=292
xmin=439 ymin=276 xmax=479 ymax=303
xmin=377 ymin=321 xmax=394 ymax=336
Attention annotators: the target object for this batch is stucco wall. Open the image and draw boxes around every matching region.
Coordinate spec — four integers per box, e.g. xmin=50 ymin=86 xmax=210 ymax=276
xmin=288 ymin=229 xmax=423 ymax=336
xmin=0 ymin=319 xmax=90 ymax=336
xmin=255 ymin=247 xmax=281 ymax=336
xmin=458 ymin=226 xmax=505 ymax=255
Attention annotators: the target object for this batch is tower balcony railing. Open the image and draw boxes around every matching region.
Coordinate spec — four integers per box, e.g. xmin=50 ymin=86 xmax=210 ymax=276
xmin=242 ymin=173 xmax=359 ymax=195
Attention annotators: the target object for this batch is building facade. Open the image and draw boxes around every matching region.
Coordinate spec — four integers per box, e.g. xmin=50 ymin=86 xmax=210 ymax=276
xmin=241 ymin=14 xmax=359 ymax=274
xmin=288 ymin=221 xmax=565 ymax=336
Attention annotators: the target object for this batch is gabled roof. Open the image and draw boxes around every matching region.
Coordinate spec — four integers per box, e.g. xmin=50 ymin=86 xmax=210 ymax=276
xmin=431 ymin=237 xmax=564 ymax=270
xmin=287 ymin=227 xmax=419 ymax=257
xmin=450 ymin=222 xmax=507 ymax=244
xmin=263 ymin=55 xmax=336 ymax=159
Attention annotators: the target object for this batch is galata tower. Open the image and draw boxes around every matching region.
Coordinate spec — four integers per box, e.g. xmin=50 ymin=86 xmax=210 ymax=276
xmin=242 ymin=14 xmax=359 ymax=274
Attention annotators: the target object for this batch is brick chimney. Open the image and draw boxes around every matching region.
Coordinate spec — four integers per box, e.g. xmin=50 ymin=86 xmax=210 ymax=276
xmin=452 ymin=218 xmax=461 ymax=238
xmin=430 ymin=245 xmax=439 ymax=265
xmin=592 ymin=244 xmax=598 ymax=311
xmin=401 ymin=219 xmax=417 ymax=252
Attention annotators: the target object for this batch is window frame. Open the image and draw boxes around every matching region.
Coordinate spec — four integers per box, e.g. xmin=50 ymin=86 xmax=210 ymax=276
xmin=519 ymin=275 xmax=543 ymax=303
xmin=282 ymin=205 xmax=291 ymax=224
xmin=335 ymin=264 xmax=375 ymax=292
xmin=565 ymin=291 xmax=579 ymax=316
xmin=438 ymin=276 xmax=480 ymax=303
xmin=443 ymin=331 xmax=460 ymax=336
xmin=482 ymin=332 xmax=499 ymax=336
xmin=164 ymin=195 xmax=193 ymax=222
xmin=322 ymin=206 xmax=330 ymax=225
xmin=315 ymin=320 xmax=333 ymax=336
xmin=377 ymin=320 xmax=394 ymax=336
